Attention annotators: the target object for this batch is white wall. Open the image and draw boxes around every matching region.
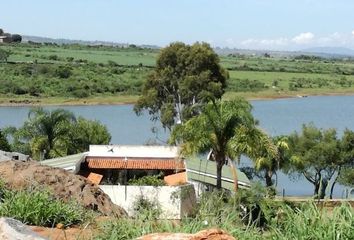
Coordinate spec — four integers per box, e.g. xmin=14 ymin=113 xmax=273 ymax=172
xmin=99 ymin=184 xmax=196 ymax=219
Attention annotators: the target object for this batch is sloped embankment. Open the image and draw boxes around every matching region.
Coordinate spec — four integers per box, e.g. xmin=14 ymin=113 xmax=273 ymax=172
xmin=0 ymin=160 xmax=126 ymax=217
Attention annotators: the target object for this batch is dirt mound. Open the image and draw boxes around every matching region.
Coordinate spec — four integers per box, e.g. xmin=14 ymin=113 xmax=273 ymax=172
xmin=0 ymin=160 xmax=126 ymax=217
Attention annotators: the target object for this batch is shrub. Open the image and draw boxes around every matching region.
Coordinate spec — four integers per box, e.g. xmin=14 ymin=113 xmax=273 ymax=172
xmin=0 ymin=188 xmax=87 ymax=227
xmin=128 ymin=174 xmax=165 ymax=186
xmin=55 ymin=66 xmax=72 ymax=78
xmin=132 ymin=195 xmax=162 ymax=220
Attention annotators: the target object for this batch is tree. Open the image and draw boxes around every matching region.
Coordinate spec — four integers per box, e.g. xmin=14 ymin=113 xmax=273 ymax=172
xmin=249 ymin=136 xmax=289 ymax=187
xmin=337 ymin=129 xmax=354 ymax=190
xmin=6 ymin=108 xmax=111 ymax=160
xmin=67 ymin=117 xmax=111 ymax=153
xmin=0 ymin=129 xmax=11 ymax=151
xmin=11 ymin=34 xmax=22 ymax=43
xmin=134 ymin=42 xmax=228 ymax=130
xmin=170 ymin=98 xmax=275 ymax=190
xmin=8 ymin=108 xmax=76 ymax=160
xmin=286 ymin=124 xmax=343 ymax=199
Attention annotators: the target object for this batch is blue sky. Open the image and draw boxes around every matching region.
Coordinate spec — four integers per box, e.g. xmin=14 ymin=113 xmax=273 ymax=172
xmin=2 ymin=0 xmax=354 ymax=50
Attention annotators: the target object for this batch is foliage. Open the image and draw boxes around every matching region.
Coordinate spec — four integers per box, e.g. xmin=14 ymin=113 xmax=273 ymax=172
xmin=170 ymin=98 xmax=275 ymax=189
xmin=252 ymin=136 xmax=289 ymax=187
xmin=134 ymin=42 xmax=228 ymax=129
xmin=270 ymin=203 xmax=354 ymax=239
xmin=338 ymin=169 xmax=354 ymax=187
xmin=8 ymin=107 xmax=76 ymax=159
xmin=0 ymin=129 xmax=11 ymax=151
xmin=96 ymin=183 xmax=354 ymax=240
xmin=11 ymin=34 xmax=22 ymax=43
xmin=5 ymin=108 xmax=111 ymax=159
xmin=132 ymin=195 xmax=162 ymax=220
xmin=286 ymin=124 xmax=354 ymax=199
xmin=0 ymin=48 xmax=10 ymax=62
xmin=68 ymin=117 xmax=111 ymax=153
xmin=128 ymin=174 xmax=165 ymax=186
xmin=1 ymin=43 xmax=354 ymax=102
xmin=0 ymin=187 xmax=86 ymax=227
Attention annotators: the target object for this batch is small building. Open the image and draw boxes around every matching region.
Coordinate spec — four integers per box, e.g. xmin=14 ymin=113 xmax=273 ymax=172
xmin=0 ymin=34 xmax=12 ymax=43
xmin=80 ymin=145 xmax=185 ymax=185
xmin=41 ymin=145 xmax=251 ymax=219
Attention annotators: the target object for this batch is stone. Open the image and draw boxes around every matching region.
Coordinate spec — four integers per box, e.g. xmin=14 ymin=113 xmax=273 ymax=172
xmin=0 ymin=217 xmax=48 ymax=240
xmin=137 ymin=228 xmax=236 ymax=240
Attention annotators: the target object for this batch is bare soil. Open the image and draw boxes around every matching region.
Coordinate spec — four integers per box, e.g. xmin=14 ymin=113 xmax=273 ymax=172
xmin=0 ymin=160 xmax=126 ymax=217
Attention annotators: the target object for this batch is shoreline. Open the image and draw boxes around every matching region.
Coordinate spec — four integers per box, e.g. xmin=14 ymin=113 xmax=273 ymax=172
xmin=0 ymin=92 xmax=354 ymax=107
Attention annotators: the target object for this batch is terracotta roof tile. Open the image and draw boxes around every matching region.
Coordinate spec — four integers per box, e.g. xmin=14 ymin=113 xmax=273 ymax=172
xmin=86 ymin=157 xmax=185 ymax=170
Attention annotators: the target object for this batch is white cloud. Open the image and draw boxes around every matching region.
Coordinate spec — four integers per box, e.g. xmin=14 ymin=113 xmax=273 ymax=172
xmin=292 ymin=32 xmax=315 ymax=44
xmin=224 ymin=31 xmax=354 ymax=50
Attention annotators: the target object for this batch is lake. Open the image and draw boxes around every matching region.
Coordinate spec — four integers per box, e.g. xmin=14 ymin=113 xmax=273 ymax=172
xmin=1 ymin=95 xmax=354 ymax=197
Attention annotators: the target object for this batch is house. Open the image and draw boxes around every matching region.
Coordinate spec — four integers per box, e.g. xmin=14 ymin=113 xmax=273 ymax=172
xmin=79 ymin=145 xmax=185 ymax=185
xmin=41 ymin=145 xmax=194 ymax=219
xmin=41 ymin=145 xmax=251 ymax=218
xmin=0 ymin=34 xmax=12 ymax=43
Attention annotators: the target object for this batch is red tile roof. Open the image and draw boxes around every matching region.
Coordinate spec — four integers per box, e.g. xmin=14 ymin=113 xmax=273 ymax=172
xmin=86 ymin=157 xmax=185 ymax=170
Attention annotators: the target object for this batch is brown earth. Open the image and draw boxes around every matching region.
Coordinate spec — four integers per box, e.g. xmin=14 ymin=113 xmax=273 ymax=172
xmin=0 ymin=160 xmax=126 ymax=217
xmin=137 ymin=229 xmax=236 ymax=240
xmin=30 ymin=225 xmax=95 ymax=240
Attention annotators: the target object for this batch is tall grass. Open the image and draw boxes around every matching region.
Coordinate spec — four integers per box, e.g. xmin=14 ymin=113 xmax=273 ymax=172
xmin=0 ymin=187 xmax=88 ymax=227
xmin=96 ymin=186 xmax=354 ymax=240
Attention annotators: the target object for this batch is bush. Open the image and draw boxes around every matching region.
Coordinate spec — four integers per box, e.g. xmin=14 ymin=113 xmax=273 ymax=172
xmin=55 ymin=66 xmax=72 ymax=78
xmin=128 ymin=174 xmax=165 ymax=186
xmin=0 ymin=188 xmax=87 ymax=227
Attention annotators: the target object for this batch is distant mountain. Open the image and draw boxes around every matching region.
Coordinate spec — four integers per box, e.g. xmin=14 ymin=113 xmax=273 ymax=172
xmin=302 ymin=47 xmax=354 ymax=57
xmin=22 ymin=35 xmax=160 ymax=49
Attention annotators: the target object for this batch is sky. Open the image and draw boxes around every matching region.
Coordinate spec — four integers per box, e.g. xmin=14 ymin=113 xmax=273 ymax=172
xmin=1 ymin=0 xmax=354 ymax=50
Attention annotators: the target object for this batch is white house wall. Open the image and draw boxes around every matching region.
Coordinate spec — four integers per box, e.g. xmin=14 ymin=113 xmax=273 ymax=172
xmin=99 ymin=184 xmax=196 ymax=219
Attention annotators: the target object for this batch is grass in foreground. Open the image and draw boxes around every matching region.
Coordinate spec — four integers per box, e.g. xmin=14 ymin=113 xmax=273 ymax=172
xmin=96 ymin=188 xmax=354 ymax=240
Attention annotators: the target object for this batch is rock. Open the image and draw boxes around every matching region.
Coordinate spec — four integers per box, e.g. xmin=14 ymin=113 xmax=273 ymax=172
xmin=0 ymin=217 xmax=48 ymax=240
xmin=0 ymin=160 xmax=126 ymax=217
xmin=137 ymin=228 xmax=236 ymax=240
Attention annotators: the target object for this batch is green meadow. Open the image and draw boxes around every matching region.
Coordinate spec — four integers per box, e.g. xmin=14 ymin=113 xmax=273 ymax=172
xmin=1 ymin=43 xmax=354 ymax=105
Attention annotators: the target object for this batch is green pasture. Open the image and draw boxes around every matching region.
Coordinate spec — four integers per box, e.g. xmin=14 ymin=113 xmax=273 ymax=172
xmin=1 ymin=43 xmax=354 ymax=104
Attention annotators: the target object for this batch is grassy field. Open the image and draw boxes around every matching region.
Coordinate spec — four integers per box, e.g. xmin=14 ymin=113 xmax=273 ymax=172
xmin=1 ymin=43 xmax=354 ymax=105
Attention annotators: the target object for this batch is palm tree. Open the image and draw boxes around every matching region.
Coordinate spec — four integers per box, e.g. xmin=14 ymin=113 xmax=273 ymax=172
xmin=22 ymin=107 xmax=76 ymax=159
xmin=251 ymin=136 xmax=289 ymax=187
xmin=170 ymin=98 xmax=276 ymax=190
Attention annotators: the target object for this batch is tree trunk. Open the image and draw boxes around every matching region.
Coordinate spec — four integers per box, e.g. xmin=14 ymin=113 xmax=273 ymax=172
xmin=265 ymin=170 xmax=273 ymax=187
xmin=330 ymin=168 xmax=340 ymax=199
xmin=330 ymin=181 xmax=336 ymax=199
xmin=229 ymin=160 xmax=238 ymax=192
xmin=216 ymin=160 xmax=223 ymax=189
xmin=318 ymin=179 xmax=328 ymax=199
xmin=314 ymin=182 xmax=320 ymax=197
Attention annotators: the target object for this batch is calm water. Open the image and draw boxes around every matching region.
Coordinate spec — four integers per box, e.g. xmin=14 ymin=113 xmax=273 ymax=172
xmin=1 ymin=95 xmax=354 ymax=197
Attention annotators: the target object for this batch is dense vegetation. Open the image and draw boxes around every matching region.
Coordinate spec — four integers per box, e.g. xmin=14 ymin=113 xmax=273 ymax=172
xmin=3 ymin=107 xmax=111 ymax=160
xmin=1 ymin=42 xmax=354 ymax=104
